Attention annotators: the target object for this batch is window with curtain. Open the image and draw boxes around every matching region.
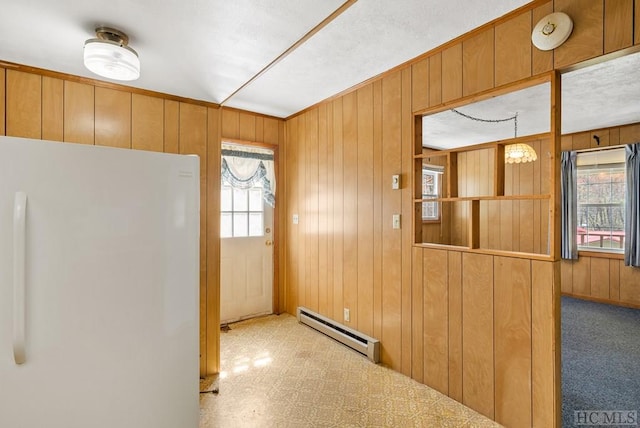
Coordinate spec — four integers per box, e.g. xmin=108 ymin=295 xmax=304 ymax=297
xmin=576 ymin=148 xmax=626 ymax=253
xmin=220 ymin=143 xmax=275 ymax=238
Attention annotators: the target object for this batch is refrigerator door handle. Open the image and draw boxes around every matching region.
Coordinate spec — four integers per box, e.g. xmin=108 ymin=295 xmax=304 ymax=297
xmin=13 ymin=191 xmax=27 ymax=365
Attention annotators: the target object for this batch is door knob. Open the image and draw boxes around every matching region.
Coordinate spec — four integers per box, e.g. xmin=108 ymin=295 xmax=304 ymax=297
xmin=265 ymin=240 xmax=273 ymax=246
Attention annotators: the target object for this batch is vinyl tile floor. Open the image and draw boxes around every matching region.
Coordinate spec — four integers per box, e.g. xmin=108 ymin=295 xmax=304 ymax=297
xmin=199 ymin=314 xmax=502 ymax=428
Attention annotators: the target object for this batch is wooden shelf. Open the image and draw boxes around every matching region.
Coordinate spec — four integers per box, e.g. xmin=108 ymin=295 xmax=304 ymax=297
xmin=414 ymin=194 xmax=551 ymax=203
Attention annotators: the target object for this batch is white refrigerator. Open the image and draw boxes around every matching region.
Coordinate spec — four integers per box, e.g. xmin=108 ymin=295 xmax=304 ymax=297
xmin=0 ymin=136 xmax=200 ymax=428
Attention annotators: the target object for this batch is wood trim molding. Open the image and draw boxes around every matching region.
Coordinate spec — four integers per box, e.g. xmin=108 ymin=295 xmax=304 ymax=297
xmin=562 ymin=292 xmax=640 ymax=310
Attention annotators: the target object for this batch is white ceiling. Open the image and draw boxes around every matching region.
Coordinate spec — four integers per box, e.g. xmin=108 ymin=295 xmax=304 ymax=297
xmin=0 ymin=0 xmax=530 ymax=118
xmin=423 ymin=51 xmax=640 ymax=149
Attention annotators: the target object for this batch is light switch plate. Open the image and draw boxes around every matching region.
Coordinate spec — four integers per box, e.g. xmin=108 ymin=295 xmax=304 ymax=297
xmin=392 ymin=214 xmax=401 ymax=229
xmin=293 ymin=214 xmax=299 ymax=224
xmin=392 ymin=174 xmax=400 ymax=190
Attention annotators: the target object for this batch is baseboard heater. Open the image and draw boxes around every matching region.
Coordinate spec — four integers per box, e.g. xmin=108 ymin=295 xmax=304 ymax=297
xmin=297 ymin=307 xmax=380 ymax=363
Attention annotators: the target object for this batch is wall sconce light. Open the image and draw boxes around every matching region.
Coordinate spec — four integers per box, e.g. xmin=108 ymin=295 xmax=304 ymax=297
xmin=84 ymin=27 xmax=140 ymax=81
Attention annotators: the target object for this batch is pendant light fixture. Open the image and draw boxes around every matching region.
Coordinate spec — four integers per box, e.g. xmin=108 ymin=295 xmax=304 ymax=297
xmin=505 ymin=143 xmax=538 ymax=164
xmin=84 ymin=27 xmax=140 ymax=81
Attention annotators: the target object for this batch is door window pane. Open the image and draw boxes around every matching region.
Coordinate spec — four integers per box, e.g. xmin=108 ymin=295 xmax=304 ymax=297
xmin=234 ymin=188 xmax=249 ymax=211
xmin=249 ymin=213 xmax=263 ymax=237
xmin=233 ymin=213 xmax=248 ymax=237
xmin=221 ymin=187 xmax=232 ymax=212
xmin=249 ymin=188 xmax=263 ymax=212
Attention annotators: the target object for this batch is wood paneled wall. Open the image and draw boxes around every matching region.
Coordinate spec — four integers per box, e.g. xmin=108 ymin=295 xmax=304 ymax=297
xmin=284 ymin=1 xmax=640 ymax=427
xmin=0 ymin=66 xmax=284 ymax=377
xmin=561 ymin=122 xmax=640 ymax=308
xmin=284 ymin=70 xmax=413 ymax=371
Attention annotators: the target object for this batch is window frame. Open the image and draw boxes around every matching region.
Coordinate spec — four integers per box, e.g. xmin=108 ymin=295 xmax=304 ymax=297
xmin=575 ymin=147 xmax=626 ymax=255
xmin=220 ymin=179 xmax=265 ymax=239
xmin=422 ymin=166 xmax=442 ymax=222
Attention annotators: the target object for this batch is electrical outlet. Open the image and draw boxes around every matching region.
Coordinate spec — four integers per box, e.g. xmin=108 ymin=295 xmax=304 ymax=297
xmin=392 ymin=214 xmax=401 ymax=229
xmin=343 ymin=308 xmax=350 ymax=322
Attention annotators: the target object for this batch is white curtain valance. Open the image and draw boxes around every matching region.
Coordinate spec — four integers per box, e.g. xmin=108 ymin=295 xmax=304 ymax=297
xmin=221 ymin=144 xmax=275 ymax=207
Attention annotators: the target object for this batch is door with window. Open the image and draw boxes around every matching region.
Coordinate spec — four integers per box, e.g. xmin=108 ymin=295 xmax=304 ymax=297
xmin=219 ymin=145 xmax=275 ymax=324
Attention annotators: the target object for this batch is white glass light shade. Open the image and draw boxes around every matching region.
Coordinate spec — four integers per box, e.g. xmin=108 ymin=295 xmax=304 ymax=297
xmin=84 ymin=39 xmax=140 ymax=81
xmin=532 ymin=12 xmax=573 ymax=51
xmin=505 ymin=143 xmax=537 ymax=164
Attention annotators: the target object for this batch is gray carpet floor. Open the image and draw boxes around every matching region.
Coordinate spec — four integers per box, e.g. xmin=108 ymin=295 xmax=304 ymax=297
xmin=562 ymin=296 xmax=640 ymax=427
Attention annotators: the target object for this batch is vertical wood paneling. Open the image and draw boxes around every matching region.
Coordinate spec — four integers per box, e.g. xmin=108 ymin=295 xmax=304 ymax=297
xmin=179 ymin=102 xmax=208 ymax=376
xmin=255 ymin=116 xmax=264 ymax=142
xmin=554 ymin=0 xmax=604 ymax=68
xmin=42 ymin=76 xmax=63 ymax=141
xmin=239 ymin=112 xmax=256 ymax=141
xmin=411 ymin=58 xmax=429 ymax=112
xmin=590 ymin=258 xmax=610 ymax=299
xmin=264 ymin=117 xmax=280 ymax=145
xmin=561 ymin=260 xmax=574 ymax=294
xmin=494 ymin=257 xmax=532 ymax=427
xmin=206 ymin=106 xmax=221 ymax=374
xmin=620 ymin=123 xmax=640 ymax=143
xmin=357 ymin=86 xmax=374 ymax=335
xmin=448 ymin=251 xmax=463 ymax=402
xmin=619 ymin=263 xmax=640 ymax=304
xmin=373 ymin=81 xmax=384 ymax=341
xmin=286 ymin=117 xmax=300 ymax=315
xmin=342 ymin=93 xmax=358 ymax=325
xmin=332 ymin=99 xmax=345 ymax=320
xmin=441 ymin=44 xmax=462 ymax=103
xmin=64 ymin=81 xmax=94 ymax=145
xmin=572 ymin=256 xmax=591 ymax=296
xmin=532 ymin=2 xmax=554 ymax=75
xmin=401 ymin=68 xmax=413 ymax=376
xmin=532 ymin=260 xmax=559 ymax=428
xmin=305 ymin=110 xmax=319 ymax=313
xmin=610 ymin=260 xmax=620 ymax=301
xmin=326 ymin=102 xmax=335 ymax=319
xmin=411 ymin=247 xmax=424 ymax=383
xmin=462 ymin=29 xmax=495 ymax=96
xmin=95 ymin=87 xmax=131 ymax=149
xmin=6 ymin=70 xmax=41 ymax=138
xmin=221 ymin=109 xmax=239 ymax=139
xmin=381 ymin=72 xmax=402 ymax=369
xmin=495 ymin=12 xmax=532 ymax=87
xmin=318 ymin=104 xmax=329 ymax=317
xmin=132 ymin=94 xmax=164 ymax=152
xmin=297 ymin=114 xmax=307 ymax=309
xmin=604 ymin=0 xmax=633 ymax=54
xmin=429 ymin=53 xmax=442 ymax=107
xmin=571 ymin=132 xmax=590 ymax=150
xmin=164 ymin=100 xmax=179 ymax=154
xmin=462 ymin=253 xmax=494 ymax=419
xmin=423 ymin=249 xmax=449 ymax=395
xmin=0 ymin=68 xmax=4 ymax=135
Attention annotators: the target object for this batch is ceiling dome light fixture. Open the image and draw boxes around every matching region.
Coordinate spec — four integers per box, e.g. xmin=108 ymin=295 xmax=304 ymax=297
xmin=84 ymin=27 xmax=140 ymax=81
xmin=505 ymin=143 xmax=538 ymax=164
xmin=531 ymin=12 xmax=573 ymax=51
